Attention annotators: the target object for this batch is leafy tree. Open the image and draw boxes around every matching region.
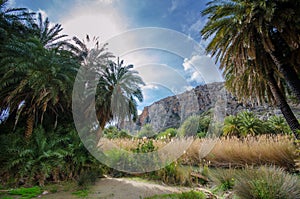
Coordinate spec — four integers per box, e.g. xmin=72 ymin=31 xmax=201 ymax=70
xmin=0 ymin=37 xmax=79 ymax=138
xmin=201 ymin=0 xmax=300 ymax=139
xmin=29 ymin=12 xmax=68 ymax=49
xmin=138 ymin=124 xmax=156 ymax=138
xmin=95 ymin=58 xmax=144 ymax=130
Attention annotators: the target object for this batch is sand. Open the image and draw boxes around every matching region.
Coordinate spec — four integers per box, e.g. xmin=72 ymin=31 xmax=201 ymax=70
xmin=40 ymin=177 xmax=191 ymax=199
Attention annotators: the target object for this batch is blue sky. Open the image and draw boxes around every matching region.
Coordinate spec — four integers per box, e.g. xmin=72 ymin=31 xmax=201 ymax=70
xmin=10 ymin=0 xmax=223 ymax=112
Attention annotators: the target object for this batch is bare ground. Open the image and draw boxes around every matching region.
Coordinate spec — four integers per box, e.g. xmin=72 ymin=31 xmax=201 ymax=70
xmin=40 ymin=177 xmax=191 ymax=199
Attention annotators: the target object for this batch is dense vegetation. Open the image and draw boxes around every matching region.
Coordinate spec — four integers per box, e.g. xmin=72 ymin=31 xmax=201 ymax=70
xmin=1 ymin=0 xmax=300 ymax=198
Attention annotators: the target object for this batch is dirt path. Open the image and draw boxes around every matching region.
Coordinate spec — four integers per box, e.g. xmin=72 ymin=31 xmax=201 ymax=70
xmin=41 ymin=177 xmax=191 ymax=199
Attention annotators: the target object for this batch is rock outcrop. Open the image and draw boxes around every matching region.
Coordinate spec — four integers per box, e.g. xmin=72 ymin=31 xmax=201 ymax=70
xmin=127 ymin=82 xmax=299 ymax=132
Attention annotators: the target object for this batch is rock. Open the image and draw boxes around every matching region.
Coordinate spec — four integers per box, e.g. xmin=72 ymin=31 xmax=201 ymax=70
xmin=126 ymin=82 xmax=299 ymax=132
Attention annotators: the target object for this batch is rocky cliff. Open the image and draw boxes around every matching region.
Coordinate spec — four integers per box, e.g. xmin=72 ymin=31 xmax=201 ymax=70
xmin=127 ymin=82 xmax=299 ymax=132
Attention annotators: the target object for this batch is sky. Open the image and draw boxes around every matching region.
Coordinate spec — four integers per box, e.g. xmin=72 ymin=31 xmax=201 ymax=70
xmin=9 ymin=0 xmax=223 ymax=113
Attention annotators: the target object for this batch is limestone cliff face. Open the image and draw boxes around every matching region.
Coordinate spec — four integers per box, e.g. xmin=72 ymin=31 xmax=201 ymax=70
xmin=130 ymin=82 xmax=298 ymax=132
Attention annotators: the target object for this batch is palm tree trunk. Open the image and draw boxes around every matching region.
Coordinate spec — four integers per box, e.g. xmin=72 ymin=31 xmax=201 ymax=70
xmin=268 ymin=72 xmax=300 ymax=139
xmin=269 ymin=52 xmax=300 ymax=102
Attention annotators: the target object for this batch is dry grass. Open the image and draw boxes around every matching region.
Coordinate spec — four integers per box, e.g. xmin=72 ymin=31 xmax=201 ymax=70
xmin=100 ymin=135 xmax=298 ymax=170
xmin=204 ymin=135 xmax=297 ymax=170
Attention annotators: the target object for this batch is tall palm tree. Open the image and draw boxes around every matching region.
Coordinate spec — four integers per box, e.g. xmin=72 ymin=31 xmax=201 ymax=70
xmin=29 ymin=12 xmax=68 ymax=49
xmin=201 ymin=0 xmax=300 ymax=139
xmin=95 ymin=58 xmax=144 ymax=130
xmin=0 ymin=0 xmax=34 ymax=45
xmin=0 ymin=37 xmax=79 ymax=138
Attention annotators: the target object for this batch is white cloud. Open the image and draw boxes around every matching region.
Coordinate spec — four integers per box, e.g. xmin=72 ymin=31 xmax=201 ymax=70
xmin=188 ymin=19 xmax=204 ymax=35
xmin=38 ymin=9 xmax=48 ymax=19
xmin=7 ymin=0 xmax=16 ymax=8
xmin=168 ymin=0 xmax=180 ymax=12
xmin=61 ymin=1 xmax=128 ymax=42
xmin=142 ymin=84 xmax=159 ymax=90
xmin=182 ymin=55 xmax=223 ymax=84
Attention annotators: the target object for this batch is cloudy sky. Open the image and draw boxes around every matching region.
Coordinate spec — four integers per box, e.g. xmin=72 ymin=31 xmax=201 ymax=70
xmin=11 ymin=0 xmax=223 ymax=112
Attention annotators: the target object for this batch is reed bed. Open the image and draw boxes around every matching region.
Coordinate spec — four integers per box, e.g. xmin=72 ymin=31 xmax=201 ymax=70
xmin=103 ymin=135 xmax=298 ymax=170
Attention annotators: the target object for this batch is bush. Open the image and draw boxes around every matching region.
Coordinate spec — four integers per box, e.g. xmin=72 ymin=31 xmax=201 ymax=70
xmin=145 ymin=190 xmax=206 ymax=199
xmin=223 ymin=115 xmax=240 ymax=137
xmin=0 ymin=125 xmax=105 ymax=186
xmin=155 ymin=162 xmax=192 ymax=186
xmin=178 ymin=114 xmax=211 ymax=137
xmin=132 ymin=139 xmax=156 ymax=153
xmin=208 ymin=168 xmax=236 ymax=191
xmin=103 ymin=126 xmax=130 ymax=139
xmin=234 ymin=166 xmax=300 ymax=199
xmin=138 ymin=124 xmax=156 ymax=138
xmin=156 ymin=128 xmax=177 ymax=139
xmin=223 ymin=111 xmax=267 ymax=137
xmin=267 ymin=115 xmax=291 ymax=135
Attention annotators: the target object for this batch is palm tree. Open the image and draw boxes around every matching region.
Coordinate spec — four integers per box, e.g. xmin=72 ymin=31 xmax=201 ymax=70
xmin=0 ymin=37 xmax=79 ymax=138
xmin=29 ymin=12 xmax=68 ymax=49
xmin=237 ymin=111 xmax=266 ymax=136
xmin=95 ymin=58 xmax=144 ymax=130
xmin=267 ymin=115 xmax=290 ymax=135
xmin=223 ymin=115 xmax=240 ymax=137
xmin=201 ymin=0 xmax=300 ymax=139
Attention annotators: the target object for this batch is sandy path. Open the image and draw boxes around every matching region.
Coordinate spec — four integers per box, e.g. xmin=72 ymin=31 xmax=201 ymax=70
xmin=41 ymin=177 xmax=191 ymax=199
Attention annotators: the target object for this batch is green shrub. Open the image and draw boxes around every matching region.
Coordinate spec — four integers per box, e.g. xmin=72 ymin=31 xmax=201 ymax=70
xmin=267 ymin=115 xmax=291 ymax=135
xmin=156 ymin=128 xmax=177 ymax=139
xmin=223 ymin=111 xmax=268 ymax=137
xmin=208 ymin=168 xmax=236 ymax=191
xmin=0 ymin=125 xmax=105 ymax=186
xmin=155 ymin=162 xmax=192 ymax=186
xmin=144 ymin=190 xmax=206 ymax=199
xmin=223 ymin=115 xmax=240 ymax=136
xmin=138 ymin=124 xmax=156 ymax=138
xmin=103 ymin=126 xmax=130 ymax=139
xmin=178 ymin=115 xmax=199 ymax=137
xmin=133 ymin=140 xmax=156 ymax=153
xmin=234 ymin=166 xmax=300 ymax=199
xmin=178 ymin=113 xmax=211 ymax=137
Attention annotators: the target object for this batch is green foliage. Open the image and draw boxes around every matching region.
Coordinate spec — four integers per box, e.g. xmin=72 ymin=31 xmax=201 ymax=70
xmin=156 ymin=128 xmax=177 ymax=139
xmin=178 ymin=113 xmax=211 ymax=137
xmin=223 ymin=115 xmax=240 ymax=137
xmin=267 ymin=115 xmax=291 ymax=135
xmin=138 ymin=124 xmax=156 ymax=138
xmin=209 ymin=168 xmax=236 ymax=192
xmin=144 ymin=190 xmax=206 ymax=199
xmin=155 ymin=162 xmax=192 ymax=186
xmin=72 ymin=189 xmax=89 ymax=198
xmin=237 ymin=111 xmax=266 ymax=136
xmin=133 ymin=140 xmax=156 ymax=153
xmin=223 ymin=111 xmax=270 ymax=137
xmin=179 ymin=115 xmax=199 ymax=137
xmin=234 ymin=166 xmax=300 ymax=199
xmin=103 ymin=126 xmax=130 ymax=139
xmin=95 ymin=58 xmax=145 ymax=129
xmin=201 ymin=0 xmax=300 ymax=138
xmin=0 ymin=125 xmax=104 ymax=187
xmin=8 ymin=186 xmax=42 ymax=199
